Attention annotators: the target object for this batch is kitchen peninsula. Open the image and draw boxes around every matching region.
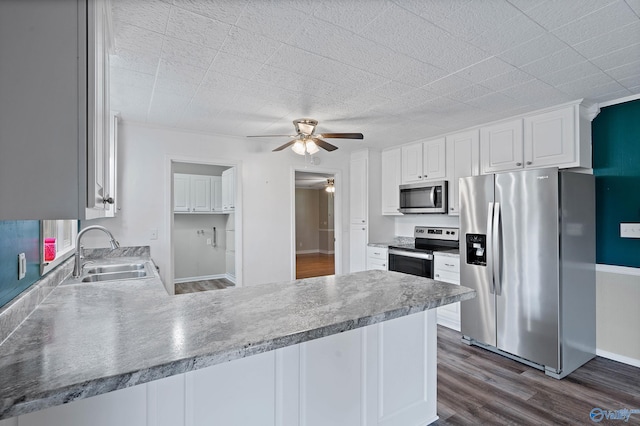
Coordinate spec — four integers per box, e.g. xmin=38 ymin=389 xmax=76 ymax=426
xmin=0 ymin=264 xmax=474 ymax=426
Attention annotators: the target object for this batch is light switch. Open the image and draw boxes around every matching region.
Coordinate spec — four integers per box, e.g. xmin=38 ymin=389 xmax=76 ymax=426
xmin=620 ymin=223 xmax=640 ymax=238
xmin=150 ymin=228 xmax=158 ymax=240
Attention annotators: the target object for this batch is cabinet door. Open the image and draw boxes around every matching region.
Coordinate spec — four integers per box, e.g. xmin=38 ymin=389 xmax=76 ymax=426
xmin=211 ymin=176 xmax=222 ymax=211
xmin=173 ymin=174 xmax=190 ymax=212
xmin=349 ymin=156 xmax=368 ymax=224
xmin=349 ymin=224 xmax=367 ymax=272
xmin=480 ymin=119 xmax=523 ymax=174
xmin=422 ymin=138 xmax=446 ymax=180
xmin=190 ymin=175 xmax=211 ymax=212
xmin=401 ymin=143 xmax=424 ymax=183
xmin=446 ymin=130 xmax=479 ymax=215
xmin=524 ymin=106 xmax=575 ymax=168
xmin=434 ymin=255 xmax=461 ymax=331
xmin=381 ymin=148 xmax=402 ymax=215
xmin=86 ymin=0 xmax=112 ymax=216
xmin=221 ymin=168 xmax=236 ymax=211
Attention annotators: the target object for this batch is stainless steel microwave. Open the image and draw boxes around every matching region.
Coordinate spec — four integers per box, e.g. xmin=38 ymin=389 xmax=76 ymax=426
xmin=398 ymin=181 xmax=448 ymax=214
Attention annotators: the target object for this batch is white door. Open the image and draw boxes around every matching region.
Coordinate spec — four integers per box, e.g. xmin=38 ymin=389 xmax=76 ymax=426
xmin=480 ymin=119 xmax=523 ymax=174
xmin=173 ymin=174 xmax=190 ymax=212
xmin=446 ymin=130 xmax=479 ymax=215
xmin=401 ymin=143 xmax=424 ymax=183
xmin=422 ymin=138 xmax=446 ymax=180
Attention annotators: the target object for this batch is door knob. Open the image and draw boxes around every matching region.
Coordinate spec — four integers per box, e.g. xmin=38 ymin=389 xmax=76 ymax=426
xmin=102 ymin=196 xmax=114 ymax=204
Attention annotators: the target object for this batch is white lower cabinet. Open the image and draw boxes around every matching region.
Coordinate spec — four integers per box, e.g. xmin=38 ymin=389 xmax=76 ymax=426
xmin=5 ymin=312 xmax=438 ymax=426
xmin=366 ymin=246 xmax=388 ymax=270
xmin=434 ymin=254 xmax=461 ymax=331
xmin=350 ymin=224 xmax=368 ymax=272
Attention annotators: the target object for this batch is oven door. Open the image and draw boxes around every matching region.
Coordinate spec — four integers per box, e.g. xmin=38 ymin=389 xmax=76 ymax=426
xmin=388 ymin=249 xmax=434 ymax=278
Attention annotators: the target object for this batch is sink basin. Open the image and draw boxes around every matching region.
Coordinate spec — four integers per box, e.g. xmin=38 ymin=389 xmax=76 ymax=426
xmin=81 ymin=270 xmax=148 ymax=282
xmin=85 ymin=263 xmax=145 ymax=274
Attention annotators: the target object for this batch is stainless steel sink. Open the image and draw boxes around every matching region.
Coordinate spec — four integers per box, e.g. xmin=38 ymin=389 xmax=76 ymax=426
xmin=85 ymin=263 xmax=145 ymax=274
xmin=72 ymin=260 xmax=156 ymax=283
xmin=81 ymin=270 xmax=148 ymax=282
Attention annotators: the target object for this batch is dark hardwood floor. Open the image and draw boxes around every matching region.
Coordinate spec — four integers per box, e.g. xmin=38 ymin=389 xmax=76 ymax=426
xmin=435 ymin=325 xmax=640 ymax=425
xmin=296 ymin=253 xmax=335 ymax=279
xmin=175 ymin=278 xmax=234 ymax=294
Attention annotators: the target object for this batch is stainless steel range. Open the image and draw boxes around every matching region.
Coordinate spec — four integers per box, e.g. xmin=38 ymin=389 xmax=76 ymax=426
xmin=388 ymin=226 xmax=459 ymax=279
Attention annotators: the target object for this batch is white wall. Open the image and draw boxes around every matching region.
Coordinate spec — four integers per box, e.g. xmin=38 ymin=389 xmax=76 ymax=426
xmin=394 ymin=215 xmax=460 ymax=237
xmin=295 ymin=189 xmax=320 ymax=253
xmin=81 ymin=122 xmax=351 ymax=288
xmin=173 ymin=214 xmax=227 ymax=281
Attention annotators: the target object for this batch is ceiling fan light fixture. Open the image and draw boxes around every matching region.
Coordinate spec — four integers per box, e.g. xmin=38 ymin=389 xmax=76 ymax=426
xmin=291 ymin=139 xmax=306 ymax=155
xmin=305 ymin=140 xmax=319 ymax=154
xmin=291 ymin=139 xmax=319 ymax=155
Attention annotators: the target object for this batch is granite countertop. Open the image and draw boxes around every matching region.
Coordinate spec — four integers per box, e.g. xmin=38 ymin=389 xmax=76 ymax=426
xmin=0 ymin=264 xmax=474 ymax=420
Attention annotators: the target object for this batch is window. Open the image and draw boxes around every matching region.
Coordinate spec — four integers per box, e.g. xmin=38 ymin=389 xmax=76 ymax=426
xmin=41 ymin=220 xmax=78 ymax=275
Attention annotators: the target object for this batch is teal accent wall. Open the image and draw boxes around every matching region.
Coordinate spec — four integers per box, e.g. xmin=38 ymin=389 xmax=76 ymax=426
xmin=593 ymin=98 xmax=640 ymax=268
xmin=0 ymin=221 xmax=41 ymax=307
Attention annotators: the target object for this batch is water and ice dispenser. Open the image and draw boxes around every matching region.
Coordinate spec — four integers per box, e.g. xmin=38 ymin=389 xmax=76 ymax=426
xmin=466 ymin=234 xmax=486 ymax=266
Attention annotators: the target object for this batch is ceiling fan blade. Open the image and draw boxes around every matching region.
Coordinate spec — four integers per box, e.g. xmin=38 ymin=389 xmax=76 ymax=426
xmin=272 ymin=140 xmax=297 ymax=151
xmin=247 ymin=134 xmax=296 ymax=138
xmin=312 ymin=138 xmax=338 ymax=152
xmin=318 ymin=133 xmax=364 ymax=139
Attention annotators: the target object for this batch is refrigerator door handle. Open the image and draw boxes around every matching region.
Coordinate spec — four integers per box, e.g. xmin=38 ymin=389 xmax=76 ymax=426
xmin=486 ymin=202 xmax=495 ymax=294
xmin=493 ymin=202 xmax=502 ymax=296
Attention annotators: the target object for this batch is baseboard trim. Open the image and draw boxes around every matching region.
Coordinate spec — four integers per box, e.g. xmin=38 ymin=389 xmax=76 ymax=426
xmin=225 ymin=273 xmax=236 ymax=284
xmin=174 ymin=274 xmax=227 ymax=284
xmin=596 ymin=349 xmax=640 ymax=368
xmin=318 ymin=250 xmax=335 ymax=255
xmin=296 ymin=249 xmax=319 ymax=255
xmin=596 ymin=264 xmax=640 ymax=276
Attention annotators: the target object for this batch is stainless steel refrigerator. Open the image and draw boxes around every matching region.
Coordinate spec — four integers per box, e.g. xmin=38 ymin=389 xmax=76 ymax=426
xmin=459 ymin=167 xmax=595 ymax=379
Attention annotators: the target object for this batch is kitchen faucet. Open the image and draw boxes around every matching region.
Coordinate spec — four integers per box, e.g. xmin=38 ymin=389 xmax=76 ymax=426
xmin=73 ymin=225 xmax=120 ymax=278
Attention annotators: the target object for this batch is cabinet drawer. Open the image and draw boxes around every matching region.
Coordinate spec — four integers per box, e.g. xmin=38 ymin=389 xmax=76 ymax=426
xmin=434 ymin=255 xmax=459 ymax=273
xmin=433 ymin=270 xmax=459 ymax=285
xmin=367 ymin=258 xmax=388 ymax=271
xmin=367 ymin=246 xmax=388 ymax=261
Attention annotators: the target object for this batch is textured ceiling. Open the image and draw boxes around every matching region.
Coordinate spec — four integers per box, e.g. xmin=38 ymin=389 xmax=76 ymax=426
xmin=110 ymin=0 xmax=640 ymax=151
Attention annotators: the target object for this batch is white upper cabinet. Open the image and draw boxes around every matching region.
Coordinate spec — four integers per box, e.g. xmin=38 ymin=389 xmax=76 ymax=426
xmin=524 ymin=106 xmax=577 ymax=168
xmin=480 ymin=119 xmax=523 ymax=174
xmin=190 ymin=175 xmax=212 ymax=212
xmin=173 ymin=174 xmax=191 ymax=213
xmin=211 ymin=176 xmax=222 ymax=212
xmin=0 ymin=0 xmax=114 ymax=220
xmin=446 ymin=130 xmax=479 ymax=215
xmin=350 ymin=155 xmax=368 ymax=225
xmin=381 ymin=148 xmax=402 ymax=216
xmin=481 ymin=102 xmax=594 ymax=174
xmin=222 ymin=167 xmax=236 ymax=212
xmin=401 ymin=138 xmax=446 ymax=184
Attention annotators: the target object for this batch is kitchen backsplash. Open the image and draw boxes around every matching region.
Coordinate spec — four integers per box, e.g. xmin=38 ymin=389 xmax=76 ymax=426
xmin=0 ymin=221 xmax=40 ymax=307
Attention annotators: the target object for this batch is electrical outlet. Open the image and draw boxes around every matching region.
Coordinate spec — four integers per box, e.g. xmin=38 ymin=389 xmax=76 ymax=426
xmin=18 ymin=253 xmax=26 ymax=280
xmin=207 ymin=238 xmax=212 ymax=245
xmin=620 ymin=223 xmax=640 ymax=238
xmin=150 ymin=228 xmax=158 ymax=240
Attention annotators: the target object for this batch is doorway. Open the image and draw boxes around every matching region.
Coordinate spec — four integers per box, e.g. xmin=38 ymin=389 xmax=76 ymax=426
xmin=166 ymin=158 xmax=241 ymax=295
xmin=294 ymin=171 xmax=336 ymax=279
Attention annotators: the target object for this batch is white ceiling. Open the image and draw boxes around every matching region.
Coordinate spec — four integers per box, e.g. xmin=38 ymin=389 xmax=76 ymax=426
xmin=110 ymin=0 xmax=640 ymax=151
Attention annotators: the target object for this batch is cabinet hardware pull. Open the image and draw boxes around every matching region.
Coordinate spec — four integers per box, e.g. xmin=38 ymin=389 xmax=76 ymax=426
xmin=362 ymin=220 xmax=365 ymax=223
xmin=516 ymin=162 xmax=522 ymax=166
xmin=102 ymin=197 xmax=114 ymax=204
xmin=526 ymin=161 xmax=532 ymax=165
xmin=418 ymin=175 xmax=422 ymax=179
xmin=362 ymin=228 xmax=366 ymax=231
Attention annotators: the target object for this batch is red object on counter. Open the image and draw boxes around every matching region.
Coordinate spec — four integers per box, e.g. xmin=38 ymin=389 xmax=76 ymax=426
xmin=44 ymin=238 xmax=56 ymax=262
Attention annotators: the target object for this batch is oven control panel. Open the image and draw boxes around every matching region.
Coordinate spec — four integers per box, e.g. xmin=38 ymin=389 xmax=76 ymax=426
xmin=414 ymin=226 xmax=459 ymax=241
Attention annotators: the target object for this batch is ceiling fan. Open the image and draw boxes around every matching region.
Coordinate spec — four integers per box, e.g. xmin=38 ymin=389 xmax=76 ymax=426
xmin=247 ymin=118 xmax=364 ymax=155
